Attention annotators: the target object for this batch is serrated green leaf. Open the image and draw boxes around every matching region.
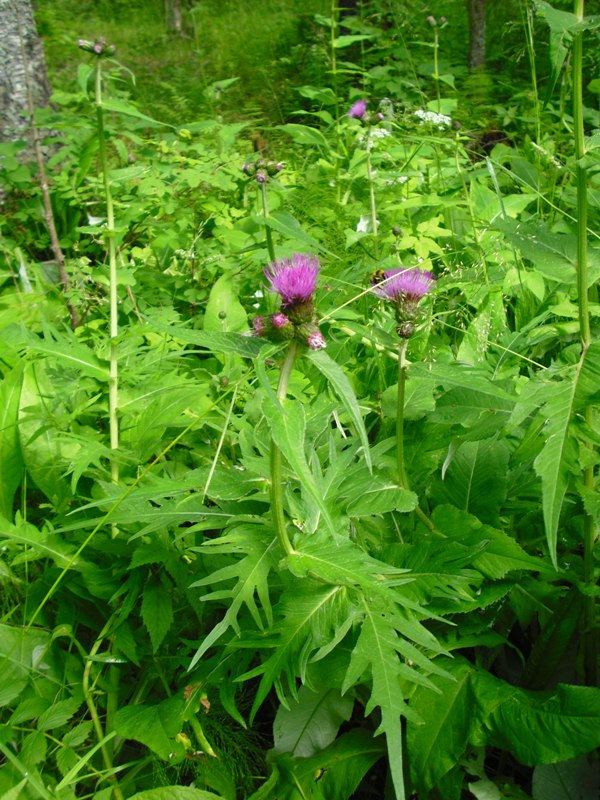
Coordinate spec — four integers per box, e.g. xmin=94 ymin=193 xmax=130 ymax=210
xmin=37 ymin=697 xmax=80 ymax=730
xmin=114 ymin=697 xmax=185 ymax=761
xmin=306 ymin=349 xmax=372 ymax=472
xmin=141 ymin=576 xmax=174 ymax=652
xmin=145 ymin=318 xmax=265 ymax=357
xmin=128 ymin=789 xmax=223 ymax=800
xmin=189 ymin=526 xmax=277 ymax=669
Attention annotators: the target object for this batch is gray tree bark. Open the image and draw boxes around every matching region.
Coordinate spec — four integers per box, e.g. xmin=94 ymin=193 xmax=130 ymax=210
xmin=0 ymin=0 xmax=51 ymax=157
xmin=164 ymin=0 xmax=183 ymax=35
xmin=467 ymin=0 xmax=486 ymax=69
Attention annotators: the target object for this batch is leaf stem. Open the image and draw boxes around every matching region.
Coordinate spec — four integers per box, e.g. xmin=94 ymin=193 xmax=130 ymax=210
xmin=95 ymin=62 xmax=120 ymax=535
xmin=573 ymin=0 xmax=597 ymax=686
xmin=270 ymin=342 xmax=298 ymax=556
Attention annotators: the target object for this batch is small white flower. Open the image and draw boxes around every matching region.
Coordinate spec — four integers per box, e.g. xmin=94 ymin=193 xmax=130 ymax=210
xmin=356 ymin=215 xmax=370 ymax=233
xmin=87 ymin=215 xmax=105 ymax=226
xmin=414 ymin=109 xmax=451 ymax=129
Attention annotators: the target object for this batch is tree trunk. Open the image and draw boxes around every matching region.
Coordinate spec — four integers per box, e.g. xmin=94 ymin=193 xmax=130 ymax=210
xmin=467 ymin=0 xmax=486 ymax=69
xmin=164 ymin=0 xmax=183 ymax=35
xmin=0 ymin=0 xmax=51 ymax=157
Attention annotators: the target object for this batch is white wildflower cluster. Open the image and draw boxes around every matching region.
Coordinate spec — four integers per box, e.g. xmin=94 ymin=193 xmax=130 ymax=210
xmin=359 ymin=127 xmax=391 ymax=150
xmin=414 ymin=109 xmax=452 ymax=129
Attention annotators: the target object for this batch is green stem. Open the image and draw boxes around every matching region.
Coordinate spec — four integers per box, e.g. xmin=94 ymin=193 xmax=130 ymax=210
xmin=433 ymin=26 xmax=441 ymax=113
xmin=95 ymin=62 xmax=119 ymax=529
xmin=82 ymin=622 xmax=124 ymax=800
xmin=270 ymin=342 xmax=298 ymax=556
xmin=573 ymin=0 xmax=597 ymax=686
xmin=396 ymin=341 xmax=441 ymax=536
xmin=366 ymin=135 xmax=379 ymax=247
xmin=330 ymin=0 xmax=341 ymax=202
xmin=396 ymin=342 xmax=409 ymax=489
xmin=260 ymin=182 xmax=276 ymax=264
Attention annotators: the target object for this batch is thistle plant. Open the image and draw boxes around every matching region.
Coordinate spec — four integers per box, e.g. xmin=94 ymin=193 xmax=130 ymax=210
xmin=373 ymin=267 xmax=436 ymax=525
xmin=255 ymin=254 xmax=326 ymax=556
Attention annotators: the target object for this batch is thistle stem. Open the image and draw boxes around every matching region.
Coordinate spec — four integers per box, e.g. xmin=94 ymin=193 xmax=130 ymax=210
xmin=433 ymin=26 xmax=441 ymax=113
xmin=396 ymin=341 xmax=409 ymax=489
xmin=396 ymin=341 xmax=440 ymax=536
xmin=270 ymin=342 xmax=298 ymax=556
xmin=260 ymin=182 xmax=276 ymax=264
xmin=573 ymin=0 xmax=597 ymax=685
xmin=95 ymin=62 xmax=119 ymax=530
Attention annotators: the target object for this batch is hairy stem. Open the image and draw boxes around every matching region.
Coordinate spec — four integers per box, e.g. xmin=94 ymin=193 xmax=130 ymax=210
xmin=95 ymin=62 xmax=120 ymax=528
xmin=270 ymin=342 xmax=298 ymax=556
xmin=573 ymin=0 xmax=597 ymax=685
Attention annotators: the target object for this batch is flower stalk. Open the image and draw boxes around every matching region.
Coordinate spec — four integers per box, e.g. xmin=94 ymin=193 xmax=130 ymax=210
xmin=95 ymin=60 xmax=120 ymax=529
xmin=270 ymin=342 xmax=298 ymax=557
xmin=260 ymin=182 xmax=276 ymax=264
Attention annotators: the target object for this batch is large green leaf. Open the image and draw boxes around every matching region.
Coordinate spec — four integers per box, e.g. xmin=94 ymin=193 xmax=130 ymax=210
xmin=240 ymin=583 xmax=350 ymax=720
xmin=145 ymin=318 xmax=266 ymax=358
xmin=250 ymin=730 xmax=385 ymax=800
xmin=141 ymin=575 xmax=174 ymax=652
xmin=114 ymin=696 xmax=186 ymax=761
xmin=533 ymin=342 xmax=600 ymax=566
xmin=306 ymin=349 xmax=372 ymax=472
xmin=128 ymin=788 xmax=223 ymax=800
xmin=273 ymin=685 xmax=353 ymax=757
xmin=259 ymin=379 xmax=336 ymax=535
xmin=204 ymin=275 xmax=248 ymax=333
xmin=431 ymin=439 xmax=510 ymax=524
xmin=189 ymin=525 xmax=278 ymax=669
xmin=0 ymin=367 xmax=24 ymax=519
xmin=407 ymin=659 xmax=473 ymax=792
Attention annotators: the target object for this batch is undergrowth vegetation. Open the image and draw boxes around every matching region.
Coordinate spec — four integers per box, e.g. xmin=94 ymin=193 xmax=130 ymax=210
xmin=0 ymin=1 xmax=599 ymax=799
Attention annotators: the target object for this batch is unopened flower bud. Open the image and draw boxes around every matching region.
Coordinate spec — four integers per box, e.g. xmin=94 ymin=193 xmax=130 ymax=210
xmin=398 ymin=322 xmax=415 ymax=338
xmin=276 ymin=161 xmax=284 ymax=171
xmin=255 ymin=170 xmax=268 ymax=184
xmin=253 ymin=316 xmax=267 ymax=336
xmin=452 ymin=120 xmax=462 ymax=130
xmin=426 ymin=15 xmax=436 ymax=26
xmin=440 ymin=16 xmax=447 ymax=24
xmin=306 ymin=329 xmax=327 ymax=350
xmin=272 ymin=312 xmax=289 ymax=329
xmin=392 ymin=226 xmax=402 ymax=237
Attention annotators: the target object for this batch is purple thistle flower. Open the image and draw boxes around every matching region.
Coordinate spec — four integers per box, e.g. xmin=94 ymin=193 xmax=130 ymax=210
xmin=264 ymin=254 xmax=319 ymax=309
xmin=272 ymin=312 xmax=290 ymax=329
xmin=94 ymin=42 xmax=103 ymax=54
xmin=307 ymin=329 xmax=327 ymax=351
xmin=347 ymin=99 xmax=367 ymax=119
xmin=373 ymin=267 xmax=435 ymax=302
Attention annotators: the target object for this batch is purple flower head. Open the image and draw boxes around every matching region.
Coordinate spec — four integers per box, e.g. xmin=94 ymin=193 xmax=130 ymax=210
xmin=276 ymin=161 xmax=284 ymax=172
xmin=272 ymin=312 xmax=290 ymax=329
xmin=307 ymin=329 xmax=327 ymax=351
xmin=373 ymin=267 xmax=435 ymax=303
xmin=264 ymin=254 xmax=319 ymax=309
xmin=253 ymin=315 xmax=267 ymax=337
xmin=94 ymin=42 xmax=103 ymax=53
xmin=347 ymin=99 xmax=367 ymax=119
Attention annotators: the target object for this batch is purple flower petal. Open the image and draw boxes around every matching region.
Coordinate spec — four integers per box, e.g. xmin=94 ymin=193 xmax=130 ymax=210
xmin=264 ymin=254 xmax=319 ymax=308
xmin=372 ymin=267 xmax=435 ymax=302
xmin=347 ymin=99 xmax=367 ymax=119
